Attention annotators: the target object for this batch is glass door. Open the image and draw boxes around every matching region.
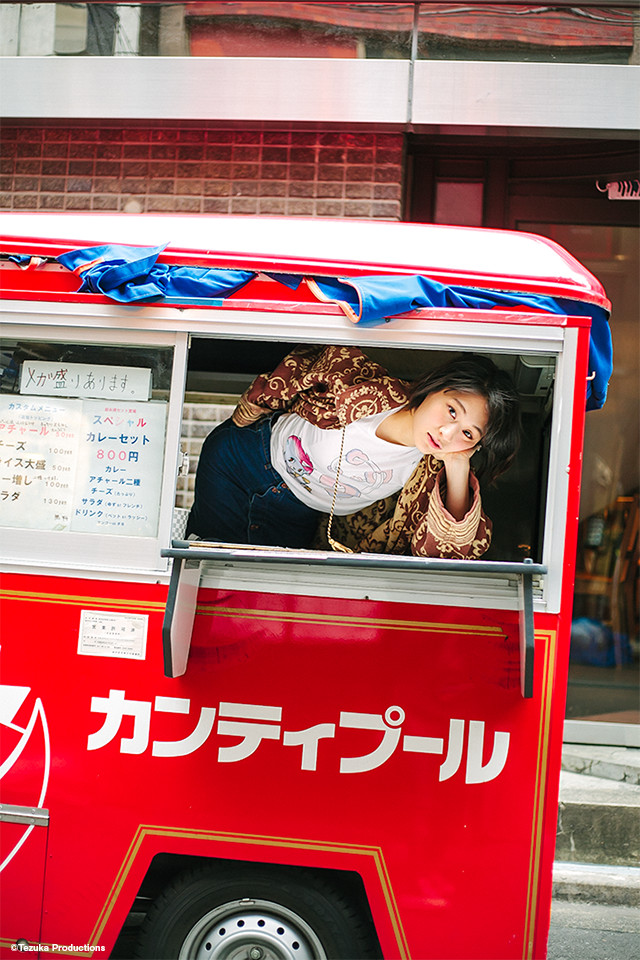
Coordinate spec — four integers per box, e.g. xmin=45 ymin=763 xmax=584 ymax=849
xmin=517 ymin=224 xmax=639 ymax=746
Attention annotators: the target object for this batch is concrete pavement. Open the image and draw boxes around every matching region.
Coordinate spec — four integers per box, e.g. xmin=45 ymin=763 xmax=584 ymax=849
xmin=548 ymin=901 xmax=640 ymax=960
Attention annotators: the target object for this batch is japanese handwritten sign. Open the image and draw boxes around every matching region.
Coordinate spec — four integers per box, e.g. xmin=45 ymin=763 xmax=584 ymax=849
xmin=0 ymin=396 xmax=167 ymax=537
xmin=20 ymin=361 xmax=151 ymax=401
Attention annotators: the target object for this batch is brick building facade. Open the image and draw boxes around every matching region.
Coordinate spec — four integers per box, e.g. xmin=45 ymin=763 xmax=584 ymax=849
xmin=0 ymin=126 xmax=404 ymax=220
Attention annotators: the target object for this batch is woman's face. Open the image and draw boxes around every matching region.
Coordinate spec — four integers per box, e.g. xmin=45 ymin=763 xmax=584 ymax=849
xmin=410 ymin=389 xmax=489 ymax=457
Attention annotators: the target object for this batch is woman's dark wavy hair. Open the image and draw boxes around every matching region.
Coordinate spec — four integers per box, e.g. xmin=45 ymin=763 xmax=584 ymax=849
xmin=407 ymin=354 xmax=522 ymax=484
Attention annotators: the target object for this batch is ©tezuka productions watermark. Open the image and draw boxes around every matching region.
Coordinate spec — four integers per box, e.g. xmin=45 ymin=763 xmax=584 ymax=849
xmin=12 ymin=943 xmax=105 ymax=954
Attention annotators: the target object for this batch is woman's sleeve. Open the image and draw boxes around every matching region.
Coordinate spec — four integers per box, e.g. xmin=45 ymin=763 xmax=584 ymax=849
xmin=231 ymin=344 xmax=325 ymax=426
xmin=232 ymin=344 xmax=403 ymax=428
xmin=411 ymin=469 xmax=492 ymax=559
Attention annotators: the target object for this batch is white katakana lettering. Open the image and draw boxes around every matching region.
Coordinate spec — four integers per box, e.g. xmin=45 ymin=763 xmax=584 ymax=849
xmin=87 ymin=688 xmax=151 ymax=755
xmin=84 ymin=691 xmax=510 ymax=784
xmin=465 ymin=720 xmax=510 ymax=784
xmin=283 ymin=722 xmax=336 ymax=771
xmin=437 ymin=718 xmax=510 ymax=783
xmin=217 ymin=702 xmax=282 ymax=763
xmin=339 ymin=706 xmax=404 ymax=774
xmin=151 ymin=696 xmax=216 ymax=757
xmin=438 ymin=717 xmax=466 ymax=782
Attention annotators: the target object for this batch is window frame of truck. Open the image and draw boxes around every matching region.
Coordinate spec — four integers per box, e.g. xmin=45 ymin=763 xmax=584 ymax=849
xmin=2 ymin=296 xmax=583 ymax=618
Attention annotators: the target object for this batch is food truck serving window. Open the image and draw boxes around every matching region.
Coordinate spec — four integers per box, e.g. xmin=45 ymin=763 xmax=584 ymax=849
xmin=161 ymin=334 xmax=563 ymax=690
xmin=0 ymin=339 xmax=172 ymax=538
xmin=181 ymin=338 xmax=556 ymax=563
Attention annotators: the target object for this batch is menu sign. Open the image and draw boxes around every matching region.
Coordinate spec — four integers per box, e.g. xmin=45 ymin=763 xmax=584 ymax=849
xmin=72 ymin=399 xmax=166 ymax=536
xmin=0 ymin=397 xmax=82 ymax=531
xmin=0 ymin=393 xmax=167 ymax=537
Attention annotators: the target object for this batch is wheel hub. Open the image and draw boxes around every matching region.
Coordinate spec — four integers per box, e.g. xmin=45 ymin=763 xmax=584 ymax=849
xmin=178 ymin=898 xmax=327 ymax=960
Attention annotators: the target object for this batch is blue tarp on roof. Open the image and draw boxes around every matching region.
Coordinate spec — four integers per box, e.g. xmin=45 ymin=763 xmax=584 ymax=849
xmin=310 ymin=275 xmax=612 ymax=411
xmin=56 ymin=243 xmax=255 ymax=303
xmin=54 ymin=242 xmax=612 ymax=410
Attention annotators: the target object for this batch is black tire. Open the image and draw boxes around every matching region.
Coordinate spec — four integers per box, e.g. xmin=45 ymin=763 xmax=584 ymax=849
xmin=135 ymin=863 xmax=379 ymax=960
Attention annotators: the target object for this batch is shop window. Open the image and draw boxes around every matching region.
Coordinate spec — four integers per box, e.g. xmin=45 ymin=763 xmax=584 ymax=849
xmin=417 ymin=3 xmax=638 ymax=66
xmin=54 ymin=3 xmax=88 ymax=55
xmin=182 ymin=2 xmax=414 ymax=59
xmin=517 ymin=223 xmax=639 ymax=732
xmin=4 ymin=2 xmax=637 ymax=63
xmin=434 ymin=180 xmax=484 ymax=227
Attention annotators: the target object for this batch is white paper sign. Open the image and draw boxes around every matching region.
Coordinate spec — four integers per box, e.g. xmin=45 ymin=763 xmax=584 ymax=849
xmin=70 ymin=399 xmax=167 ymax=537
xmin=78 ymin=610 xmax=148 ymax=660
xmin=0 ymin=396 xmax=83 ymax=530
xmin=0 ymin=396 xmax=167 ymax=537
xmin=20 ymin=361 xmax=151 ymax=400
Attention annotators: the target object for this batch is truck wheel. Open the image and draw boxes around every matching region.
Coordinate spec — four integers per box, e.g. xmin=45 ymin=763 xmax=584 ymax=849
xmin=136 ymin=864 xmax=378 ymax=960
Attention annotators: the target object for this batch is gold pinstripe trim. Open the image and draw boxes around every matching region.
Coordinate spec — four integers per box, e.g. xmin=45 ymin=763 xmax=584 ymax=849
xmin=522 ymin=629 xmax=557 ymax=959
xmin=1 ymin=588 xmax=504 ymax=637
xmin=0 ymin=588 xmax=165 ymax=614
xmin=195 ymin=604 xmax=503 ymax=636
xmin=89 ymin=825 xmax=411 ymax=959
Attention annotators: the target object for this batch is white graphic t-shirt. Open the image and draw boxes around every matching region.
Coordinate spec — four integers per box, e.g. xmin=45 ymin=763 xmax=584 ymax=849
xmin=270 ymin=408 xmax=423 ymax=515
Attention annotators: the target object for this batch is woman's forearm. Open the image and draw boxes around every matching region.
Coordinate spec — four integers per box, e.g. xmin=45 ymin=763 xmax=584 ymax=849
xmin=443 ymin=458 xmax=472 ymax=520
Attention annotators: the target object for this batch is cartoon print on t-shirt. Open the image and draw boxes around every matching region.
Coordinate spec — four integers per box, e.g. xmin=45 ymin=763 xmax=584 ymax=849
xmin=283 ymin=435 xmax=313 ymax=491
xmin=319 ymin=447 xmax=394 ymax=500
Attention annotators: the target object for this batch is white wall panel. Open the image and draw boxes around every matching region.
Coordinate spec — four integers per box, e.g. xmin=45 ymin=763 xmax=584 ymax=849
xmin=412 ymin=60 xmax=639 ymax=132
xmin=1 ymin=55 xmax=637 ymax=133
xmin=0 ymin=57 xmax=410 ymax=125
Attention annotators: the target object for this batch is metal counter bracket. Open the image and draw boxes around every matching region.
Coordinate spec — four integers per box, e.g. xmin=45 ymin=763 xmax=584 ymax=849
xmin=161 ymin=541 xmax=546 ymax=697
xmin=0 ymin=803 xmax=49 ymax=827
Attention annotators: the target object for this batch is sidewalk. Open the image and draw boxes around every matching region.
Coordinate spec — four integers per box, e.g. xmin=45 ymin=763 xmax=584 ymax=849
xmin=548 ymin=744 xmax=640 ymax=958
xmin=552 ymin=744 xmax=640 ymax=908
xmin=548 ymin=902 xmax=639 ymax=960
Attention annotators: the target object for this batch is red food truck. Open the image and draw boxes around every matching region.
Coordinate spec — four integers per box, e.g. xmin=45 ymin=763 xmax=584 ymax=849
xmin=0 ymin=213 xmax=611 ymax=960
